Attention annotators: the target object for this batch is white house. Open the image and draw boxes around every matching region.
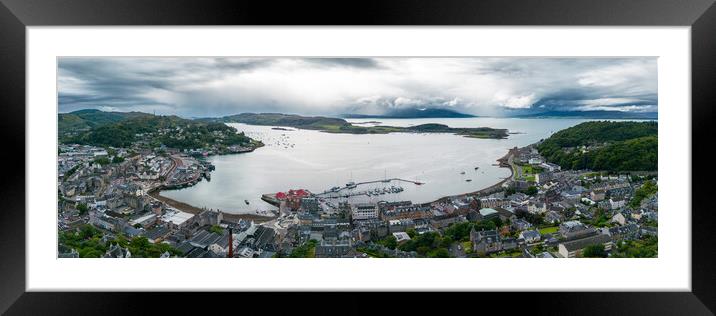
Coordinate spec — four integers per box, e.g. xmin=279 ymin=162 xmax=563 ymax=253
xmin=611 ymin=213 xmax=627 ymax=226
xmin=519 ymin=230 xmax=541 ymax=243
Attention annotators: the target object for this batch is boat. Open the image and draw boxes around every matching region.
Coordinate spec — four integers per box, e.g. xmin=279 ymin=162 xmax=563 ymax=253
xmin=474 ymin=167 xmax=479 ymax=170
xmin=245 ymin=200 xmax=250 ymax=205
xmin=460 ymin=171 xmax=465 ymax=175
xmin=465 ymin=179 xmax=472 ymax=182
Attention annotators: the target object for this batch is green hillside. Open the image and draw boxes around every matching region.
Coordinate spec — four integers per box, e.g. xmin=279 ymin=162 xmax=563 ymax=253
xmin=64 ymin=115 xmax=254 ymax=150
xmin=58 ymin=109 xmax=154 ymax=134
xmin=536 ymin=121 xmax=657 ymax=172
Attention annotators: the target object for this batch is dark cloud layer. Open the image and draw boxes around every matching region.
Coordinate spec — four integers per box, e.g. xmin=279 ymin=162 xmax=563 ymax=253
xmin=58 ymin=57 xmax=657 ymax=117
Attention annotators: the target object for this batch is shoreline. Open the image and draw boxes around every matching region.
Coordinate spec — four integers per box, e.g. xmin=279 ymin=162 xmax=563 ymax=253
xmin=148 ymin=188 xmax=277 ymax=223
xmin=426 ymin=147 xmax=516 ymax=205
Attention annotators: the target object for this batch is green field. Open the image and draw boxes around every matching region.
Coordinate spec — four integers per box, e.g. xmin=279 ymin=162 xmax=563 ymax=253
xmin=538 ymin=226 xmax=559 ymax=235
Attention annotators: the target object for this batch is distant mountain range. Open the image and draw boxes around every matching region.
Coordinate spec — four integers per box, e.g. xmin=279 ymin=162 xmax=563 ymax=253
xmin=342 ymin=108 xmax=476 ymax=119
xmin=514 ymin=110 xmax=657 ymax=120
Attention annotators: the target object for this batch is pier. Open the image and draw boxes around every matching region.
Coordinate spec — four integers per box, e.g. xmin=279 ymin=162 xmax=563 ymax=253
xmin=316 ymin=178 xmax=423 ymax=195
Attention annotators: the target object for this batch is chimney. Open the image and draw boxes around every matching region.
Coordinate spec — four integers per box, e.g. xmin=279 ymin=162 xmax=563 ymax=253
xmin=227 ymin=227 xmax=233 ymax=258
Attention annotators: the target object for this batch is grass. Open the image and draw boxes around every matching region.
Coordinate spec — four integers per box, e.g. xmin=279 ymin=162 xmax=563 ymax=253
xmin=538 ymin=226 xmax=559 ymax=235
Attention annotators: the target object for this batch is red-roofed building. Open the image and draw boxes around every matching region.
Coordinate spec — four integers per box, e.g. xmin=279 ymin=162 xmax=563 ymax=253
xmin=276 ymin=189 xmax=311 ymax=210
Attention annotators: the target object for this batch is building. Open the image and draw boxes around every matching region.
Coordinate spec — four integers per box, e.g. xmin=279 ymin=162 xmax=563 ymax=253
xmin=519 ymin=230 xmax=541 ymax=243
xmin=590 ymin=190 xmax=606 ymax=202
xmin=558 ymin=234 xmax=613 ymax=258
xmin=478 ymin=208 xmax=499 ymax=220
xmin=611 ymin=213 xmax=627 ymax=226
xmin=351 ymin=203 xmax=379 ymax=221
xmin=392 ymin=232 xmax=411 ymax=243
xmin=609 ymin=198 xmax=626 ymax=210
xmin=479 ymin=197 xmax=509 ymax=209
xmin=470 ymin=227 xmax=502 ymax=255
xmin=527 ymin=202 xmax=547 ymax=214
xmin=535 ymin=172 xmax=553 ymax=184
xmin=559 ymin=220 xmax=597 ymax=240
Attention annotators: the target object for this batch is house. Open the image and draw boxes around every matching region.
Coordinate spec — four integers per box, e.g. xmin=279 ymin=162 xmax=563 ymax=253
xmin=609 ymin=198 xmax=626 ymax=210
xmin=392 ymin=232 xmax=411 ymax=243
xmin=431 ymin=214 xmax=464 ymax=229
xmin=558 ymin=234 xmax=613 ymax=258
xmin=104 ymin=243 xmax=131 ymax=258
xmin=511 ymin=218 xmax=532 ymax=231
xmin=535 ymin=172 xmax=553 ymax=184
xmin=611 ymin=213 xmax=627 ymax=226
xmin=470 ymin=227 xmax=502 ymax=255
xmin=502 ymin=238 xmax=518 ymax=251
xmin=544 ymin=210 xmax=563 ymax=224
xmin=519 ymin=230 xmax=541 ymax=243
xmin=351 ymin=203 xmax=380 ymax=221
xmin=527 ymin=202 xmax=547 ymax=214
xmin=604 ymin=223 xmax=639 ymax=241
xmin=315 ymin=238 xmax=353 ymax=258
xmin=640 ymin=226 xmax=658 ymax=237
xmin=479 ymin=197 xmax=509 ymax=209
xmin=388 ymin=218 xmax=415 ymax=233
xmin=590 ymin=190 xmax=606 ymax=202
xmin=540 ymin=162 xmax=561 ymax=172
xmin=559 ymin=220 xmax=597 ymax=240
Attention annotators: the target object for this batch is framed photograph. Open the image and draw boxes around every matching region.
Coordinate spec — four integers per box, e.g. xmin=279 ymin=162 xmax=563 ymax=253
xmin=2 ymin=0 xmax=715 ymax=314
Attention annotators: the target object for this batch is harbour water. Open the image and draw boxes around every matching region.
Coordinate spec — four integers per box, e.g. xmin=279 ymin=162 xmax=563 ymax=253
xmin=160 ymin=117 xmax=632 ymax=214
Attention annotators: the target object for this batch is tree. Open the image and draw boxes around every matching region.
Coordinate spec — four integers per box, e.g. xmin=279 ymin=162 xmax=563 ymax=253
xmin=209 ymin=225 xmax=224 ymax=234
xmin=505 ymin=187 xmax=516 ymax=196
xmin=525 ymin=186 xmax=538 ymax=196
xmin=427 ymin=248 xmax=450 ymax=258
xmin=582 ymin=244 xmax=607 ymax=258
xmin=76 ymin=203 xmax=89 ymax=215
xmin=379 ymin=235 xmax=398 ymax=250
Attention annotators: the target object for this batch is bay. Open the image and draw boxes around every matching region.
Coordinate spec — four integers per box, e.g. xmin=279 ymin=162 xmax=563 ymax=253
xmin=160 ymin=118 xmax=633 ymax=214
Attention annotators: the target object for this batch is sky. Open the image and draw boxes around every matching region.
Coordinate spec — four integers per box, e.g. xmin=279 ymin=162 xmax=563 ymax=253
xmin=58 ymin=57 xmax=657 ymax=117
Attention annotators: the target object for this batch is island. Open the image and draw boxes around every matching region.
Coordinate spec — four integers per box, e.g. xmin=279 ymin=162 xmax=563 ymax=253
xmin=217 ymin=113 xmax=509 ymax=139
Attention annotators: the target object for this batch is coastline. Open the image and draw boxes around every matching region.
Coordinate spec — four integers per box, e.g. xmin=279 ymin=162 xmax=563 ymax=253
xmin=148 ymin=188 xmax=277 ymax=223
xmin=426 ymin=147 xmax=516 ymax=205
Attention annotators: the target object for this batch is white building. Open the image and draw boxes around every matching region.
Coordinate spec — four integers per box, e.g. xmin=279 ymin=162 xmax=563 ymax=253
xmin=392 ymin=232 xmax=411 ymax=243
xmin=352 ymin=203 xmax=379 ymax=220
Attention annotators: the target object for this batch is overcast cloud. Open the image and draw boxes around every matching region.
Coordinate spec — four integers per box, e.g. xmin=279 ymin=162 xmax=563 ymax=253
xmin=58 ymin=57 xmax=657 ymax=117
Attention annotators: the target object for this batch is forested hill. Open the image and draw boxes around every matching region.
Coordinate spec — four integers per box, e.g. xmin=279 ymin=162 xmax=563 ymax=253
xmin=62 ymin=114 xmax=254 ymax=150
xmin=58 ymin=109 xmax=154 ymax=134
xmin=536 ymin=121 xmax=657 ymax=172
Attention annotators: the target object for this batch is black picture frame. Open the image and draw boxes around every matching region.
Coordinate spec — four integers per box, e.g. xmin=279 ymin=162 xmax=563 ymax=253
xmin=1 ymin=0 xmax=714 ymax=314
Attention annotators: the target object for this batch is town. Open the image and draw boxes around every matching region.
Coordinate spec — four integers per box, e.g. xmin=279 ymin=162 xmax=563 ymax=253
xmin=58 ymin=136 xmax=658 ymax=259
